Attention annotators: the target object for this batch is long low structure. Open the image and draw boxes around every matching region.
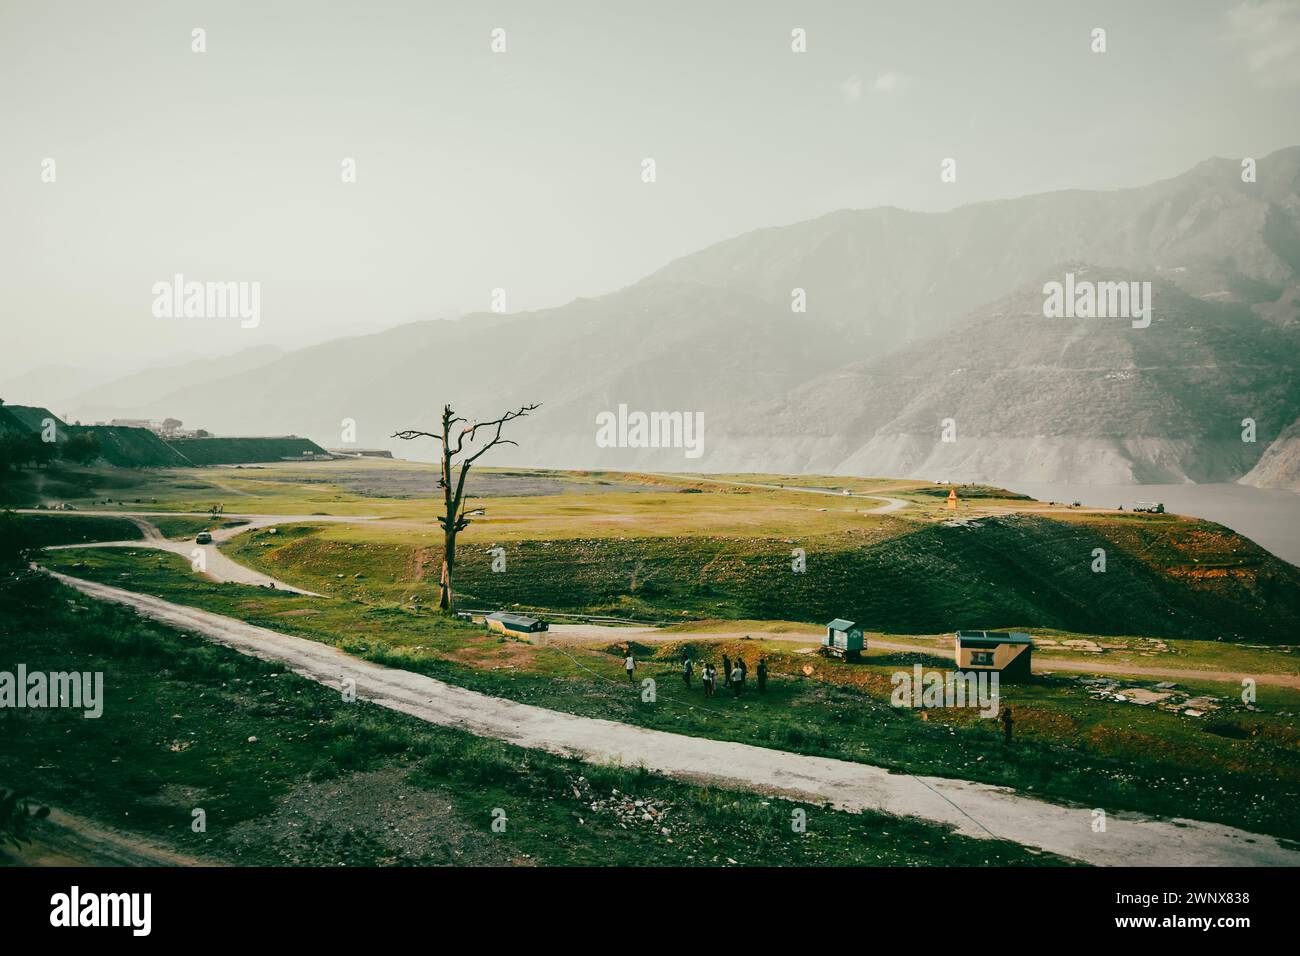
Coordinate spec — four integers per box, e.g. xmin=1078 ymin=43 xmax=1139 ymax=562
xmin=485 ymin=611 xmax=549 ymax=639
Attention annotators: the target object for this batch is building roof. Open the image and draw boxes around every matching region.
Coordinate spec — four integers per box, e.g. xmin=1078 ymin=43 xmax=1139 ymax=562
xmin=486 ymin=611 xmax=544 ymax=629
xmin=827 ymin=618 xmax=857 ymax=631
xmin=956 ymin=630 xmax=1033 ymax=646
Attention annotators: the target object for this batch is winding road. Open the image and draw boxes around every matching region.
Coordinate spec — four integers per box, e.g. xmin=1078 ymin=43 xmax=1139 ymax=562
xmin=546 ymin=626 xmax=1300 ymax=689
xmin=31 ymin=508 xmax=1300 ymax=866
xmin=29 ymin=509 xmax=379 ymax=596
xmin=651 ymin=474 xmax=911 ymax=513
xmin=38 ymin=566 xmax=1300 ymax=866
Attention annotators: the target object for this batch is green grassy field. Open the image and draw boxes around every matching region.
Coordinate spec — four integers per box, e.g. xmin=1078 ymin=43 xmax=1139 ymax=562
xmin=4 ymin=512 xmax=142 ymax=547
xmin=0 ymin=570 xmax=1060 ymax=866
xmin=36 ymin=543 xmax=1300 ymax=842
xmin=223 ymin=508 xmax=1300 ymax=643
xmin=10 ymin=459 xmax=1300 ymax=863
xmin=39 ymin=459 xmax=1280 ymax=643
xmin=149 ymin=515 xmax=249 ymax=540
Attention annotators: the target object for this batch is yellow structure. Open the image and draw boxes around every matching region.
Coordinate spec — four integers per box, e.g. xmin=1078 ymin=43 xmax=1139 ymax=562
xmin=954 ymin=630 xmax=1033 ymax=681
xmin=485 ymin=611 xmax=548 ymax=641
xmin=946 ymin=488 xmax=958 ymax=510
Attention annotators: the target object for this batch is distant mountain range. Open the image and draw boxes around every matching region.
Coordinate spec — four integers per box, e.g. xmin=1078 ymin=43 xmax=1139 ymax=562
xmin=29 ymin=146 xmax=1300 ymax=486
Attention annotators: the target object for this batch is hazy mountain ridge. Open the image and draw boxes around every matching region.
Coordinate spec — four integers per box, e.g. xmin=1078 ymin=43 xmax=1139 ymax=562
xmin=700 ymin=271 xmax=1300 ymax=483
xmin=54 ymin=146 xmax=1300 ymax=484
xmin=68 ymin=345 xmax=286 ymax=421
xmin=648 ymin=148 xmax=1300 ymax=349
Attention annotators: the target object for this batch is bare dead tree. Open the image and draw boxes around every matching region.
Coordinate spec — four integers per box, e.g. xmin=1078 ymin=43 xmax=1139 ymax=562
xmin=393 ymin=402 xmax=539 ymax=612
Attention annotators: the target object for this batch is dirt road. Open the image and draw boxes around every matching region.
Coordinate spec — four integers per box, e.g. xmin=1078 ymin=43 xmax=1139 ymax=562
xmin=1 ymin=805 xmax=212 ymax=867
xmin=651 ymin=475 xmax=911 ymax=513
xmin=46 ymin=569 xmax=1300 ymax=867
xmin=31 ymin=509 xmax=380 ymax=596
xmin=549 ymin=626 xmax=1300 ymax=690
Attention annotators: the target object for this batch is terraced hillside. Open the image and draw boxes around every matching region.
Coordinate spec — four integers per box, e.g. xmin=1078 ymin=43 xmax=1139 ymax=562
xmin=68 ymin=424 xmax=193 ymax=467
xmin=0 ymin=404 xmax=191 ymax=467
xmin=230 ymin=500 xmax=1300 ymax=643
xmin=166 ymin=436 xmax=328 ymax=465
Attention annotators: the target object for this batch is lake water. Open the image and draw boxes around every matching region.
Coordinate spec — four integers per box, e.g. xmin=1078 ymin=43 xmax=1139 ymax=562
xmin=1004 ymin=482 xmax=1300 ymax=567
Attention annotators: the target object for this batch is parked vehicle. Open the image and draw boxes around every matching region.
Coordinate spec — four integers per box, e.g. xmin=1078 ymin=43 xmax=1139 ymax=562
xmin=1133 ymin=501 xmax=1165 ymax=514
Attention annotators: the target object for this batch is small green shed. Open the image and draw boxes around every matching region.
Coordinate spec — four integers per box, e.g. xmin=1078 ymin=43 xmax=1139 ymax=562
xmin=823 ymin=618 xmax=865 ymax=660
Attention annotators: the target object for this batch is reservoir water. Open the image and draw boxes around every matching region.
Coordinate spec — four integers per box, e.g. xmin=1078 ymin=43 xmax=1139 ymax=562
xmin=1004 ymin=482 xmax=1300 ymax=567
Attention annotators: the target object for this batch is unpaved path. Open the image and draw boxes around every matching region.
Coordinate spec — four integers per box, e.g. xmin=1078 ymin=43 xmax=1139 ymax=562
xmin=45 ymin=569 xmax=1300 ymax=867
xmin=29 ymin=509 xmax=380 ymax=597
xmin=1 ymin=805 xmax=212 ymax=867
xmin=549 ymin=627 xmax=1300 ymax=690
xmin=651 ymin=475 xmax=911 ymax=514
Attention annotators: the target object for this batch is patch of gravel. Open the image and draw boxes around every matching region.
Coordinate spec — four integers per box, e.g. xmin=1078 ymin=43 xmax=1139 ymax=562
xmin=570 ymin=775 xmax=678 ymax=840
xmin=222 ymin=766 xmax=531 ymax=866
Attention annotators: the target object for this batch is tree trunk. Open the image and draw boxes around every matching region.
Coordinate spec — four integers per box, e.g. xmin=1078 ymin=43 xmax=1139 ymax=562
xmin=440 ymin=415 xmax=457 ymax=613
xmin=391 ymin=402 xmax=537 ymax=615
xmin=440 ymin=526 xmax=456 ymax=611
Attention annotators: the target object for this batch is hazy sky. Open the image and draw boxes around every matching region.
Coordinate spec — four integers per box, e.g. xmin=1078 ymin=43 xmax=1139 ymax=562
xmin=3 ymin=0 xmax=1298 ymax=381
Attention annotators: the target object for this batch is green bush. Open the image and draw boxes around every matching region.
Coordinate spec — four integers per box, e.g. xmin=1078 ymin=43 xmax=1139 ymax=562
xmin=0 ymin=511 xmax=37 ymax=570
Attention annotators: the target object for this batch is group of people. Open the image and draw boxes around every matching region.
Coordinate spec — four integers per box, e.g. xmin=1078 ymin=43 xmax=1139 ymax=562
xmin=624 ymin=646 xmax=767 ymax=699
xmin=623 ymin=645 xmax=1017 ymax=741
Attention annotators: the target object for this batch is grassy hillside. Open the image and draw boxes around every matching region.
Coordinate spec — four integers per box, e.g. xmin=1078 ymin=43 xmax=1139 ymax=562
xmin=1 ymin=570 xmax=1057 ymax=866
xmin=167 ymin=436 xmax=328 ymax=465
xmin=0 ymin=462 xmax=176 ymax=507
xmin=0 ymin=404 xmax=63 ymax=433
xmin=35 ymin=547 xmax=1300 ymax=842
xmin=6 ymin=511 xmax=142 ymax=547
xmin=8 ymin=459 xmax=1292 ymax=643
xmin=67 ymin=424 xmax=193 ymax=467
xmin=0 ymin=405 xmax=190 ymax=467
xmin=230 ymin=511 xmax=1300 ymax=642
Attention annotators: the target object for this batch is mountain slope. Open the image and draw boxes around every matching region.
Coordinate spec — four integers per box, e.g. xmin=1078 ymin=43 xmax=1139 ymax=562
xmin=66 ymin=282 xmax=847 ymax=465
xmin=61 ymin=146 xmax=1300 ymax=482
xmin=649 ymin=147 xmax=1300 ymax=351
xmin=1240 ymin=416 xmax=1300 ymax=491
xmin=68 ymin=345 xmax=286 ymax=423
xmin=701 ymin=272 xmax=1300 ymax=482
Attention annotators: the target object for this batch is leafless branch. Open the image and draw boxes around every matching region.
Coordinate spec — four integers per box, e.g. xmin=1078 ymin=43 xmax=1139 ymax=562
xmin=392 ymin=429 xmax=443 ymax=441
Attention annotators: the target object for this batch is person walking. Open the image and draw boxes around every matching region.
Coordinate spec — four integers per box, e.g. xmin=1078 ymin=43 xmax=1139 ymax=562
xmin=736 ymin=657 xmax=747 ymax=694
xmin=702 ymin=663 xmax=715 ymax=698
xmin=682 ymin=656 xmax=693 ymax=688
xmin=730 ymin=664 xmax=744 ymax=698
xmin=624 ymin=649 xmax=636 ymax=683
xmin=756 ymin=658 xmax=768 ymax=694
xmin=722 ymin=654 xmax=732 ymax=688
xmin=1000 ymin=704 xmax=1013 ymax=744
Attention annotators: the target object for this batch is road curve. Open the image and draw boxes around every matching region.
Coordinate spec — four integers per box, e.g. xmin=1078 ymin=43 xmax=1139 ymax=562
xmin=45 ymin=569 xmax=1300 ymax=867
xmin=647 ymin=475 xmax=911 ymax=514
xmin=29 ymin=509 xmax=381 ymax=597
xmin=547 ymin=627 xmax=1300 ymax=690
